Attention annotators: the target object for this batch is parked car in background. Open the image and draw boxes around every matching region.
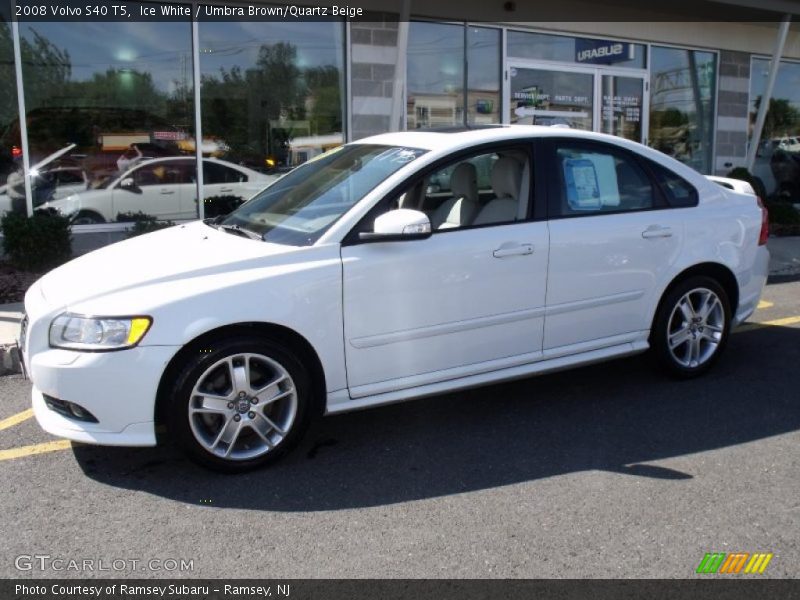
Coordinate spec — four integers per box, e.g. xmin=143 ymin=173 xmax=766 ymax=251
xmin=0 ymin=144 xmax=86 ymax=216
xmin=21 ymin=126 xmax=769 ymax=472
xmin=776 ymin=136 xmax=800 ymax=153
xmin=38 ymin=157 xmax=276 ymax=223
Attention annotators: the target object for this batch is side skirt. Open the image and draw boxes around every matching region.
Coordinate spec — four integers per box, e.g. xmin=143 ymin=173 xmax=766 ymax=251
xmin=326 ymin=339 xmax=650 ymax=415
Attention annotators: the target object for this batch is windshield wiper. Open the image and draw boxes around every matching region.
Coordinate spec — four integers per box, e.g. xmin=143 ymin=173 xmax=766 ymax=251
xmin=217 ymin=223 xmax=263 ymax=241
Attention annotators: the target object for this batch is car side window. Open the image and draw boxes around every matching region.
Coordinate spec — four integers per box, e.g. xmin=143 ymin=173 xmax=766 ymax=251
xmin=648 ymin=162 xmax=699 ymax=208
xmin=204 ymin=161 xmax=246 ymax=184
xmin=376 ymin=146 xmax=532 ymax=232
xmin=552 ymin=143 xmax=655 ymax=217
xmin=133 ymin=160 xmax=193 ymax=187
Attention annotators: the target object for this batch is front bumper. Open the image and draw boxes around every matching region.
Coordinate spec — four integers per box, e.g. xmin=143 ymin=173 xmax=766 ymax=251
xmin=28 ymin=345 xmax=180 ymax=446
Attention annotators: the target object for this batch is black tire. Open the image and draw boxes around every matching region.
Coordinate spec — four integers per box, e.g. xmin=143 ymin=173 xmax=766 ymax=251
xmin=651 ymin=276 xmax=731 ymax=379
xmin=72 ymin=211 xmax=105 ymax=225
xmin=167 ymin=336 xmax=314 ymax=473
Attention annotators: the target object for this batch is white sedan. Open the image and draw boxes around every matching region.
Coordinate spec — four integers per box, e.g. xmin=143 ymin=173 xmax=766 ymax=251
xmin=21 ymin=126 xmax=769 ymax=472
xmin=39 ymin=157 xmax=275 ymax=224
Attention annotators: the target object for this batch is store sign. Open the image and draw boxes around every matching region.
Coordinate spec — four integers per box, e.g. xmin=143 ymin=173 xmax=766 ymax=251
xmin=575 ymin=39 xmax=634 ymax=65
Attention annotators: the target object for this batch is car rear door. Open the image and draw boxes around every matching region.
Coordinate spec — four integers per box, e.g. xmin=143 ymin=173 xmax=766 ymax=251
xmin=340 ymin=142 xmax=550 ymax=398
xmin=542 ymin=138 xmax=684 ymax=354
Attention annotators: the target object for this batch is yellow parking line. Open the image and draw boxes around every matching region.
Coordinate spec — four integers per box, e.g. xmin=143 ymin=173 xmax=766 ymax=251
xmin=0 ymin=440 xmax=72 ymax=462
xmin=737 ymin=315 xmax=800 ymax=333
xmin=0 ymin=408 xmax=33 ymax=432
xmin=757 ymin=300 xmax=774 ymax=309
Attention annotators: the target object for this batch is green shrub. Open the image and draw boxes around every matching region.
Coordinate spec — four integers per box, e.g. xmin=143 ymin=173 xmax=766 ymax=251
xmin=726 ymin=167 xmax=767 ymax=200
xmin=764 ymin=200 xmax=800 ymax=225
xmin=117 ymin=211 xmax=175 ymax=238
xmin=1 ymin=210 xmax=72 ymax=271
xmin=202 ymin=195 xmax=246 ymax=218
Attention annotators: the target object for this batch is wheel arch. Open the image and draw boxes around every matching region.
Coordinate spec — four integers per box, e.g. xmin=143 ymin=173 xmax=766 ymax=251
xmin=650 ymin=262 xmax=740 ymax=336
xmin=154 ymin=321 xmax=327 ymax=443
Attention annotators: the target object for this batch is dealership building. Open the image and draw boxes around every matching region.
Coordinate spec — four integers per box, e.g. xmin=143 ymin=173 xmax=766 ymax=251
xmin=0 ymin=0 xmax=799 ymax=250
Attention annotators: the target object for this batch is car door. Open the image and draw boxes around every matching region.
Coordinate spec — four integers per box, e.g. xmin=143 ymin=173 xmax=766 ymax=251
xmin=543 ymin=138 xmax=684 ymax=354
xmin=113 ymin=159 xmax=189 ymax=220
xmin=201 ymin=161 xmax=250 ymax=218
xmin=341 ymin=143 xmax=549 ymax=398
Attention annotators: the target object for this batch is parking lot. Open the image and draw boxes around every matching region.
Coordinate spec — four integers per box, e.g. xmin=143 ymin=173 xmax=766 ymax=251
xmin=0 ymin=280 xmax=798 ymax=579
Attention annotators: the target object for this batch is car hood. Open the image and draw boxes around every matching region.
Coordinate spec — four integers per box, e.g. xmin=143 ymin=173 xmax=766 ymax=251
xmin=37 ymin=221 xmax=306 ymax=309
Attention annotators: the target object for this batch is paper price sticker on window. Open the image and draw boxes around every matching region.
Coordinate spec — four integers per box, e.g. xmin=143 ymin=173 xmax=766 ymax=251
xmin=563 ymin=158 xmax=601 ymax=210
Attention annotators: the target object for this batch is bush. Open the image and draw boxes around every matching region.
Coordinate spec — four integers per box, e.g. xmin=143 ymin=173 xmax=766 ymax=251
xmin=116 ymin=211 xmax=175 ymax=238
xmin=726 ymin=167 xmax=767 ymax=200
xmin=203 ymin=195 xmax=246 ymax=219
xmin=1 ymin=211 xmax=72 ymax=271
xmin=764 ymin=200 xmax=800 ymax=225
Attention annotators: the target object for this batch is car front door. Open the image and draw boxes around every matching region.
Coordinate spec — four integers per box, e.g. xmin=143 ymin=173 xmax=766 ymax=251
xmin=113 ymin=159 xmax=190 ymax=220
xmin=543 ymin=138 xmax=684 ymax=354
xmin=341 ymin=144 xmax=549 ymax=398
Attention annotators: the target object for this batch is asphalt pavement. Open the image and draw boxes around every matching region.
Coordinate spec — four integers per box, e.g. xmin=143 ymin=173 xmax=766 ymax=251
xmin=0 ymin=281 xmax=798 ymax=579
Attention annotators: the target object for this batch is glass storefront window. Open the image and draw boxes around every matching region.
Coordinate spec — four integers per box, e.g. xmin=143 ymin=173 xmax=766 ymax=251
xmin=749 ymin=58 xmax=800 ymax=201
xmin=198 ymin=21 xmax=344 ymax=214
xmin=0 ymin=0 xmax=20 ymax=212
xmin=407 ymin=22 xmax=465 ymax=129
xmin=649 ymin=46 xmax=716 ymax=174
xmin=467 ymin=27 xmax=501 ymax=125
xmin=509 ymin=67 xmax=593 ymax=131
xmin=6 ymin=3 xmax=195 ymax=224
xmin=508 ymin=30 xmax=646 ymax=70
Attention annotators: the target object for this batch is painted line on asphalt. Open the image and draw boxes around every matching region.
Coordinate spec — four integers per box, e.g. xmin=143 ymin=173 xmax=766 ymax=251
xmin=0 ymin=440 xmax=72 ymax=462
xmin=736 ymin=315 xmax=800 ymax=333
xmin=757 ymin=300 xmax=774 ymax=309
xmin=0 ymin=408 xmax=33 ymax=431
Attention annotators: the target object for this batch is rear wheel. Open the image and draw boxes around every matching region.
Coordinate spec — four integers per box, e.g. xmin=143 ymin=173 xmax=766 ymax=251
xmin=651 ymin=276 xmax=731 ymax=378
xmin=72 ymin=211 xmax=105 ymax=225
xmin=168 ymin=337 xmax=313 ymax=472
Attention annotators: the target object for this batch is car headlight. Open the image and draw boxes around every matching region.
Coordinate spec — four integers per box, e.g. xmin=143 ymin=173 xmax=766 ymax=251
xmin=49 ymin=313 xmax=152 ymax=351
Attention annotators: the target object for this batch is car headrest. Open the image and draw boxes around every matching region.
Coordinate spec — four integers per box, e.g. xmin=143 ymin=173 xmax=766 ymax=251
xmin=491 ymin=157 xmax=522 ymax=201
xmin=450 ymin=162 xmax=478 ymax=204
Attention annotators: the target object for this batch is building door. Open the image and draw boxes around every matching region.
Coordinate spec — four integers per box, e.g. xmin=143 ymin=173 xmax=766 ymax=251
xmin=506 ymin=62 xmax=649 ymax=144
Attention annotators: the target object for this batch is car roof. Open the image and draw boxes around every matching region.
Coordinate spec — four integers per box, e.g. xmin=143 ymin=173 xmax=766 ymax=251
xmin=356 ymin=125 xmax=640 ymax=153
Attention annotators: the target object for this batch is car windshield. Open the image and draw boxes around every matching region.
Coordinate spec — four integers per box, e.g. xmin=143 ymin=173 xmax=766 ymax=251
xmin=220 ymin=144 xmax=427 ymax=246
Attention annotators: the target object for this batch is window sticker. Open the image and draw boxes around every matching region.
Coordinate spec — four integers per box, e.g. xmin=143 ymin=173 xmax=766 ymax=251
xmin=563 ymin=158 xmax=601 ymax=210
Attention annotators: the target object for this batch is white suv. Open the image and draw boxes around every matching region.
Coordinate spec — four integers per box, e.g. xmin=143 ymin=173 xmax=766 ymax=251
xmin=21 ymin=126 xmax=770 ymax=472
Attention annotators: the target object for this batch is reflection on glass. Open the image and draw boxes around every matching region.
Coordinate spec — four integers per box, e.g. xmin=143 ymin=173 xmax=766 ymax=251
xmin=5 ymin=4 xmax=195 ymax=223
xmin=467 ymin=27 xmax=501 ymax=125
xmin=509 ymin=68 xmax=593 ymax=131
xmin=0 ymin=0 xmax=21 ymax=212
xmin=649 ymin=46 xmax=716 ymax=173
xmin=508 ymin=31 xmax=646 ymax=69
xmin=749 ymin=58 xmax=800 ymax=200
xmin=198 ymin=19 xmax=345 ymax=210
xmin=601 ymin=75 xmax=643 ymax=142
xmin=407 ymin=22 xmax=465 ymax=129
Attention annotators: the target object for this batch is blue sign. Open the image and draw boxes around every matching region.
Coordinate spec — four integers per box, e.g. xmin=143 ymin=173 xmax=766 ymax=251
xmin=575 ymin=38 xmax=634 ymax=65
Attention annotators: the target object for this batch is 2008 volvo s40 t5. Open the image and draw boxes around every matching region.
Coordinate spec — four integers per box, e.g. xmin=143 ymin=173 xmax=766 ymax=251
xmin=20 ymin=126 xmax=770 ymax=472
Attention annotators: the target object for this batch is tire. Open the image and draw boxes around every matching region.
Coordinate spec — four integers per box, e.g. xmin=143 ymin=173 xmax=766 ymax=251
xmin=72 ymin=211 xmax=105 ymax=225
xmin=651 ymin=276 xmax=731 ymax=379
xmin=167 ymin=336 xmax=313 ymax=472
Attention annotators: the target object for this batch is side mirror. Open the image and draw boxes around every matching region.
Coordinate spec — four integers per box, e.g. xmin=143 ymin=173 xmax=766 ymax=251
xmin=119 ymin=177 xmax=140 ymax=193
xmin=359 ymin=209 xmax=432 ymax=242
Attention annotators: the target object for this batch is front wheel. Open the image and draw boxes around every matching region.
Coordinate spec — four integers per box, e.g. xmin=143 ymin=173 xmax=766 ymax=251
xmin=168 ymin=337 xmax=313 ymax=472
xmin=651 ymin=276 xmax=731 ymax=378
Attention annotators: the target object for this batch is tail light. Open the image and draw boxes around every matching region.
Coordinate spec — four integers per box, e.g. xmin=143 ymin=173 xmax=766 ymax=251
xmin=757 ymin=197 xmax=769 ymax=246
xmin=11 ymin=146 xmax=22 ymax=158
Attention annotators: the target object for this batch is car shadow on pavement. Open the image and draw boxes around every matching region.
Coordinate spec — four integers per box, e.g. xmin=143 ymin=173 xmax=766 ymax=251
xmin=73 ymin=324 xmax=800 ymax=512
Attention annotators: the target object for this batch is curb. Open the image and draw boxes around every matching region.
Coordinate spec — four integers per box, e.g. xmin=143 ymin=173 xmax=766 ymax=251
xmin=0 ymin=344 xmax=21 ymax=376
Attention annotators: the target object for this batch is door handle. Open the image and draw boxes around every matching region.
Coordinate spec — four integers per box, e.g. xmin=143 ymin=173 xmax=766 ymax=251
xmin=642 ymin=225 xmax=673 ymax=239
xmin=493 ymin=243 xmax=534 ymax=258
xmin=160 ymin=189 xmax=175 ymax=195
xmin=220 ymin=187 xmax=234 ymax=193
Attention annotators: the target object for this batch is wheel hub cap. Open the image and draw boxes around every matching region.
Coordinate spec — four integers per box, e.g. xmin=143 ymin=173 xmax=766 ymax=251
xmin=666 ymin=288 xmax=725 ymax=369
